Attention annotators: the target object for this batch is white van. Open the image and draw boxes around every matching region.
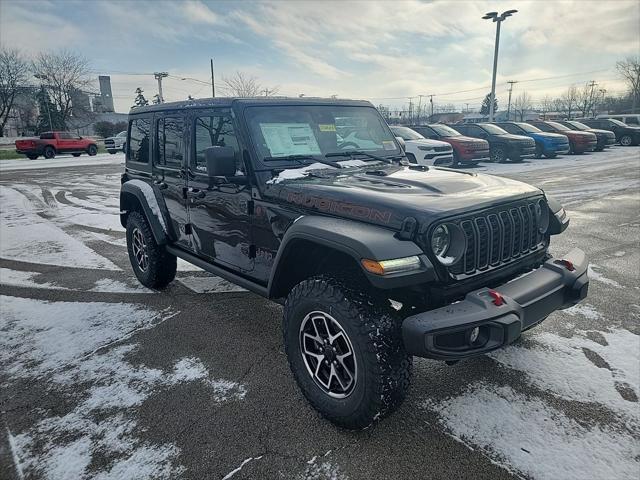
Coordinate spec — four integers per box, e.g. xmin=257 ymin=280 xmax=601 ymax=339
xmin=597 ymin=114 xmax=640 ymax=126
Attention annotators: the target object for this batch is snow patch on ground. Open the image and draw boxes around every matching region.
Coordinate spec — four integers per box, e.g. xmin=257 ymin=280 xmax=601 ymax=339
xmin=0 ymin=267 xmax=67 ymax=290
xmin=3 ymin=296 xmax=246 ymax=480
xmin=491 ymin=329 xmax=640 ymax=423
xmin=424 ymin=384 xmax=639 ymax=480
xmin=0 ymin=186 xmax=119 ymax=270
xmin=588 ymin=263 xmax=623 ymax=288
xmin=90 ymin=278 xmax=154 ymax=294
xmin=0 ymin=153 xmax=124 ymax=171
xmin=178 ymin=275 xmax=247 ymax=293
xmin=299 ymin=455 xmax=348 ymax=480
xmin=221 ymin=456 xmax=263 ymax=480
xmin=563 ymin=303 xmax=604 ymax=320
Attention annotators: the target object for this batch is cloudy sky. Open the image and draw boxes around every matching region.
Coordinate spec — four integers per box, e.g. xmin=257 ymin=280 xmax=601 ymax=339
xmin=1 ymin=0 xmax=638 ymax=113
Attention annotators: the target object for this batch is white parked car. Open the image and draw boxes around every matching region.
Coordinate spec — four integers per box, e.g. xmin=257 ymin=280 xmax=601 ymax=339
xmin=104 ymin=131 xmax=127 ymax=154
xmin=390 ymin=126 xmax=454 ymax=166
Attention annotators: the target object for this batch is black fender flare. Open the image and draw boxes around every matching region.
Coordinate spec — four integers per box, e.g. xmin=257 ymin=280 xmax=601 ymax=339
xmin=120 ymin=180 xmax=172 ymax=245
xmin=267 ymin=215 xmax=436 ymax=296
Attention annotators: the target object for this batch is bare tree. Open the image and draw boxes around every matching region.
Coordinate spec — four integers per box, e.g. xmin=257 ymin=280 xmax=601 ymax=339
xmin=513 ymin=91 xmax=533 ymax=121
xmin=556 ymin=85 xmax=580 ymax=119
xmin=0 ymin=48 xmax=31 ymax=136
xmin=221 ymin=71 xmax=279 ymax=97
xmin=616 ymin=57 xmax=640 ymax=112
xmin=539 ymin=95 xmax=554 ymax=120
xmin=31 ymin=50 xmax=93 ymax=129
xmin=577 ymin=82 xmax=598 ymax=117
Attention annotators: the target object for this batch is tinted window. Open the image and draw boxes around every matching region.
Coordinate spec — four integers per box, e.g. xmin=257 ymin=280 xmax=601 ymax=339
xmin=390 ymin=126 xmax=423 ymax=140
xmin=128 ymin=118 xmax=151 ymax=163
xmin=532 ymin=122 xmax=553 ymax=132
xmin=626 ymin=117 xmax=639 ymax=125
xmin=478 ymin=124 xmax=508 ymax=135
xmin=429 ymin=125 xmax=461 ymax=137
xmin=40 ymin=132 xmax=54 ymax=139
xmin=498 ymin=123 xmax=521 ymax=134
xmin=194 ymin=115 xmax=241 ymax=174
xmin=157 ymin=116 xmax=184 ymax=167
xmin=515 ymin=123 xmax=541 ymax=133
xmin=410 ymin=126 xmax=435 ymax=137
xmin=58 ymin=132 xmax=73 ymax=139
xmin=465 ymin=125 xmax=484 ymax=136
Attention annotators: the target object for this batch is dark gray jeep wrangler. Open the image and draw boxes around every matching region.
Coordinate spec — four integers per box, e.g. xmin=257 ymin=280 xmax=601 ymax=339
xmin=120 ymin=97 xmax=589 ymax=429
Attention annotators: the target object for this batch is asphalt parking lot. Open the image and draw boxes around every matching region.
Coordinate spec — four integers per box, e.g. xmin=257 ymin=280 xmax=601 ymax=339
xmin=1 ymin=148 xmax=639 ymax=480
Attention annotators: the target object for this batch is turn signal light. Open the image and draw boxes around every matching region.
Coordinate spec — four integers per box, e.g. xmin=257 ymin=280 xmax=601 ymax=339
xmin=361 ymin=256 xmax=422 ymax=276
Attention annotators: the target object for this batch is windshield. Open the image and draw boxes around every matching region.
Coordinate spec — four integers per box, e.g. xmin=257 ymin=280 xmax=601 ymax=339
xmin=608 ymin=119 xmax=627 ymax=127
xmin=390 ymin=126 xmax=424 ymax=140
xmin=567 ymin=121 xmax=589 ymax=130
xmin=479 ymin=124 xmax=508 ymax=135
xmin=547 ymin=121 xmax=570 ymax=131
xmin=515 ymin=122 xmax=541 ymax=133
xmin=430 ymin=124 xmax=461 ymax=137
xmin=116 ymin=131 xmax=127 ymax=137
xmin=245 ymin=105 xmax=400 ymax=164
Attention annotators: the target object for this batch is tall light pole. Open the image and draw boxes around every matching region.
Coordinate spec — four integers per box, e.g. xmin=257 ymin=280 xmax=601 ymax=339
xmin=482 ymin=9 xmax=517 ymax=122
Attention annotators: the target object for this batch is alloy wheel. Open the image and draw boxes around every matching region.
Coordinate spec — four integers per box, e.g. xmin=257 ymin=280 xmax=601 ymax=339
xmin=131 ymin=227 xmax=149 ymax=271
xmin=299 ymin=311 xmax=357 ymax=398
xmin=620 ymin=135 xmax=632 ymax=146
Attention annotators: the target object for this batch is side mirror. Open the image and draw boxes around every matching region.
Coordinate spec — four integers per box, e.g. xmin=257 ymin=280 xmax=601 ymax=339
xmin=395 ymin=136 xmax=406 ymax=151
xmin=205 ymin=146 xmax=236 ymax=178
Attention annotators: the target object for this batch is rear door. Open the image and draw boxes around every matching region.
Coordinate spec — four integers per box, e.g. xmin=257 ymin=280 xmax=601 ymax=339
xmin=186 ymin=109 xmax=254 ymax=273
xmin=57 ymin=132 xmax=76 ymax=152
xmin=152 ymin=114 xmax=192 ymax=249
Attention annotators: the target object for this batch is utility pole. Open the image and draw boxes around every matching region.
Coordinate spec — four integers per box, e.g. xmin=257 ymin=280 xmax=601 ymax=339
xmin=429 ymin=95 xmax=434 ymax=120
xmin=210 ymin=59 xmax=215 ymax=97
xmin=262 ymin=88 xmax=273 ymax=97
xmin=586 ymin=80 xmax=597 ymax=116
xmin=506 ymin=80 xmax=517 ymax=120
xmin=483 ymin=9 xmax=518 ymax=122
xmin=154 ymin=72 xmax=168 ymax=103
xmin=598 ymin=88 xmax=607 ymax=115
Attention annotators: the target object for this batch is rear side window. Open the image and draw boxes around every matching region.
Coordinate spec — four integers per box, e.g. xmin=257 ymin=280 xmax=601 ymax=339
xmin=193 ymin=115 xmax=242 ymax=174
xmin=58 ymin=132 xmax=73 ymax=139
xmin=625 ymin=117 xmax=639 ymax=125
xmin=156 ymin=116 xmax=184 ymax=167
xmin=128 ymin=118 xmax=151 ymax=164
xmin=40 ymin=132 xmax=54 ymax=139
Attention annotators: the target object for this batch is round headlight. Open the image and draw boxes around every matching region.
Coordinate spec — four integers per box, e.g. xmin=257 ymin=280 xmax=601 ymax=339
xmin=431 ymin=225 xmax=450 ymax=257
xmin=431 ymin=223 xmax=466 ymax=266
xmin=536 ymin=199 xmax=550 ymax=234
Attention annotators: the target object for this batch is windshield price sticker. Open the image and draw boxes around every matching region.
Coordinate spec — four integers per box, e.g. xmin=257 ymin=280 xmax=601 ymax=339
xmin=319 ymin=124 xmax=336 ymax=132
xmin=260 ymin=123 xmax=321 ymax=157
xmin=382 ymin=140 xmax=396 ymax=150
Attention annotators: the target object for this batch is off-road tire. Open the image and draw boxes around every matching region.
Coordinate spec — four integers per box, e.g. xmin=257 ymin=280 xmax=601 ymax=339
xmin=43 ymin=146 xmax=55 ymax=159
xmin=490 ymin=145 xmax=507 ymax=163
xmin=283 ymin=276 xmax=412 ymax=430
xmin=620 ymin=135 xmax=632 ymax=147
xmin=126 ymin=211 xmax=176 ymax=289
xmin=87 ymin=144 xmax=98 ymax=156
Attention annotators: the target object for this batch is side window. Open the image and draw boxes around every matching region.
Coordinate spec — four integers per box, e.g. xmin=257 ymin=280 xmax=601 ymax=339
xmin=194 ymin=115 xmax=242 ymax=174
xmin=58 ymin=132 xmax=73 ymax=139
xmin=156 ymin=116 xmax=184 ymax=168
xmin=467 ymin=125 xmax=483 ymax=136
xmin=128 ymin=118 xmax=151 ymax=164
xmin=40 ymin=132 xmax=54 ymax=139
xmin=625 ymin=117 xmax=638 ymax=125
xmin=500 ymin=124 xmax=518 ymax=134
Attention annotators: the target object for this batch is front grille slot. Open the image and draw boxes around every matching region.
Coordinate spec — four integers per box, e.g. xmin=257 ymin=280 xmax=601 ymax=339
xmin=446 ymin=199 xmax=546 ymax=277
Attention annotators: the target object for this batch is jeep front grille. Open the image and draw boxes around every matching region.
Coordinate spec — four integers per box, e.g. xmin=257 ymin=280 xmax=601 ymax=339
xmin=442 ymin=199 xmax=547 ymax=278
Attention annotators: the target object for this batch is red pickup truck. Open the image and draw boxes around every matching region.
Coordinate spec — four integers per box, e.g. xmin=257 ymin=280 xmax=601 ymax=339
xmin=15 ymin=131 xmax=98 ymax=160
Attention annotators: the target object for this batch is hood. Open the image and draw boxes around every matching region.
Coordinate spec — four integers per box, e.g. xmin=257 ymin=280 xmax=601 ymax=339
xmin=405 ymin=138 xmax=451 ymax=148
xmin=528 ymin=132 xmax=567 ymax=141
xmin=447 ymin=136 xmax=489 ymax=147
xmin=495 ymin=133 xmax=534 ymax=143
xmin=587 ymin=128 xmax=615 ymax=136
xmin=264 ymin=164 xmax=542 ymax=230
xmin=564 ymin=130 xmax=596 ymax=139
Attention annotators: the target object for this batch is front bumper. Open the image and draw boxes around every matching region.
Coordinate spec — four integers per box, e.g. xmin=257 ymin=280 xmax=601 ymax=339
xmin=546 ymin=143 xmax=570 ymax=155
xmin=402 ymin=248 xmax=589 ymax=360
xmin=508 ymin=144 xmax=536 ymax=159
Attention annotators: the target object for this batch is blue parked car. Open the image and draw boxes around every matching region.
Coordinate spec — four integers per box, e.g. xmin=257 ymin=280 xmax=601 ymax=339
xmin=494 ymin=122 xmax=570 ymax=158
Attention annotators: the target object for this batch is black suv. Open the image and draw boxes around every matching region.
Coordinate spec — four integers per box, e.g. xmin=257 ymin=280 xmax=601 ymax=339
xmin=578 ymin=118 xmax=640 ymax=146
xmin=556 ymin=120 xmax=616 ymax=151
xmin=120 ymin=98 xmax=589 ymax=429
xmin=452 ymin=123 xmax=536 ymax=162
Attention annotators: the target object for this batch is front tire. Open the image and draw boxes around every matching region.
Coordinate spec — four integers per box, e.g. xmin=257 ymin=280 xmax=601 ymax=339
xmin=43 ymin=146 xmax=55 ymax=159
xmin=87 ymin=144 xmax=98 ymax=156
xmin=27 ymin=154 xmax=38 ymax=160
xmin=72 ymin=153 xmax=81 ymax=157
xmin=490 ymin=145 xmax=507 ymax=163
xmin=126 ymin=211 xmax=176 ymax=289
xmin=620 ymin=135 xmax=632 ymax=146
xmin=283 ymin=276 xmax=412 ymax=430
xmin=544 ymin=152 xmax=557 ymax=159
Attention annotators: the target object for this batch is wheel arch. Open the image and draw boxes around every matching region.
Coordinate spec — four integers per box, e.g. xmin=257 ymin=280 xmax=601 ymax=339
xmin=120 ymin=180 xmax=171 ymax=245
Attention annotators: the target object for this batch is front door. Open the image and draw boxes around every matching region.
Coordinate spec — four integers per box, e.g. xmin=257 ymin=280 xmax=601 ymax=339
xmin=186 ymin=110 xmax=254 ymax=273
xmin=151 ymin=114 xmax=191 ymax=249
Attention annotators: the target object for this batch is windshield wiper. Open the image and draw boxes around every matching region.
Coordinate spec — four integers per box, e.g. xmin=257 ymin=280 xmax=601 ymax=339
xmin=263 ymin=154 xmax=343 ymax=169
xmin=325 ymin=150 xmax=394 ymax=164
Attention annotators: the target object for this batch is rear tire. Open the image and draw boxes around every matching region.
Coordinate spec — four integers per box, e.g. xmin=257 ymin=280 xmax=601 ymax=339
xmin=126 ymin=211 xmax=176 ymax=289
xmin=27 ymin=154 xmax=38 ymax=160
xmin=534 ymin=145 xmax=543 ymax=159
xmin=43 ymin=146 xmax=55 ymax=159
xmin=283 ymin=276 xmax=412 ymax=430
xmin=543 ymin=152 xmax=557 ymax=159
xmin=87 ymin=144 xmax=98 ymax=156
xmin=72 ymin=153 xmax=81 ymax=157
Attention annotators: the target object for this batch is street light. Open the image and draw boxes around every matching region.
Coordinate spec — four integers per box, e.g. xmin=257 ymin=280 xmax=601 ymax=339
xmin=482 ymin=9 xmax=518 ymax=122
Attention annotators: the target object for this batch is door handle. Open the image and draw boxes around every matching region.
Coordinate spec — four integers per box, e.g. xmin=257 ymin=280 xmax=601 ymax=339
xmin=154 ymin=180 xmax=168 ymax=190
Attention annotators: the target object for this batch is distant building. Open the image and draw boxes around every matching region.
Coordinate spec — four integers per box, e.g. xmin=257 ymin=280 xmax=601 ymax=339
xmin=98 ymin=75 xmax=115 ymax=112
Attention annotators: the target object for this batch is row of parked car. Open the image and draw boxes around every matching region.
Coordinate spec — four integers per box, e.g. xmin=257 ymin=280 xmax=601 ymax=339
xmin=390 ymin=117 xmax=640 ymax=168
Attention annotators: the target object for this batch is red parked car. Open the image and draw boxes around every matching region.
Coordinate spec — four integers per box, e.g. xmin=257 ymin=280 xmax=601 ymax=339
xmin=527 ymin=121 xmax=597 ymax=154
xmin=408 ymin=124 xmax=491 ymax=166
xmin=15 ymin=131 xmax=98 ymax=160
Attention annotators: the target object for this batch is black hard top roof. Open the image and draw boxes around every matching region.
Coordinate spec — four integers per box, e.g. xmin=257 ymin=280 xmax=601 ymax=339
xmin=129 ymin=96 xmax=374 ymax=115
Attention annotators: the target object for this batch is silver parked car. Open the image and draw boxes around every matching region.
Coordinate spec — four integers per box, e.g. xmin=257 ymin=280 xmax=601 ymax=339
xmin=104 ymin=131 xmax=127 ymax=154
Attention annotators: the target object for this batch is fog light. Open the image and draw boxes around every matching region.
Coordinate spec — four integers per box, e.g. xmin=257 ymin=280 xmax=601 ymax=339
xmin=468 ymin=327 xmax=480 ymax=344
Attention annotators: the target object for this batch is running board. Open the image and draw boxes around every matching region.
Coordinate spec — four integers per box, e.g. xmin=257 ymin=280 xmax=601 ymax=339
xmin=166 ymin=246 xmax=269 ymax=297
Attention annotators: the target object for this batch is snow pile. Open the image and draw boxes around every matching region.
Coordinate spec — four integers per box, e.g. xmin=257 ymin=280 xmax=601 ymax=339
xmin=588 ymin=264 xmax=624 ymax=288
xmin=2 ymin=295 xmax=247 ymax=479
xmin=267 ymin=159 xmax=368 ymax=184
xmin=424 ymin=384 xmax=639 ymax=480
